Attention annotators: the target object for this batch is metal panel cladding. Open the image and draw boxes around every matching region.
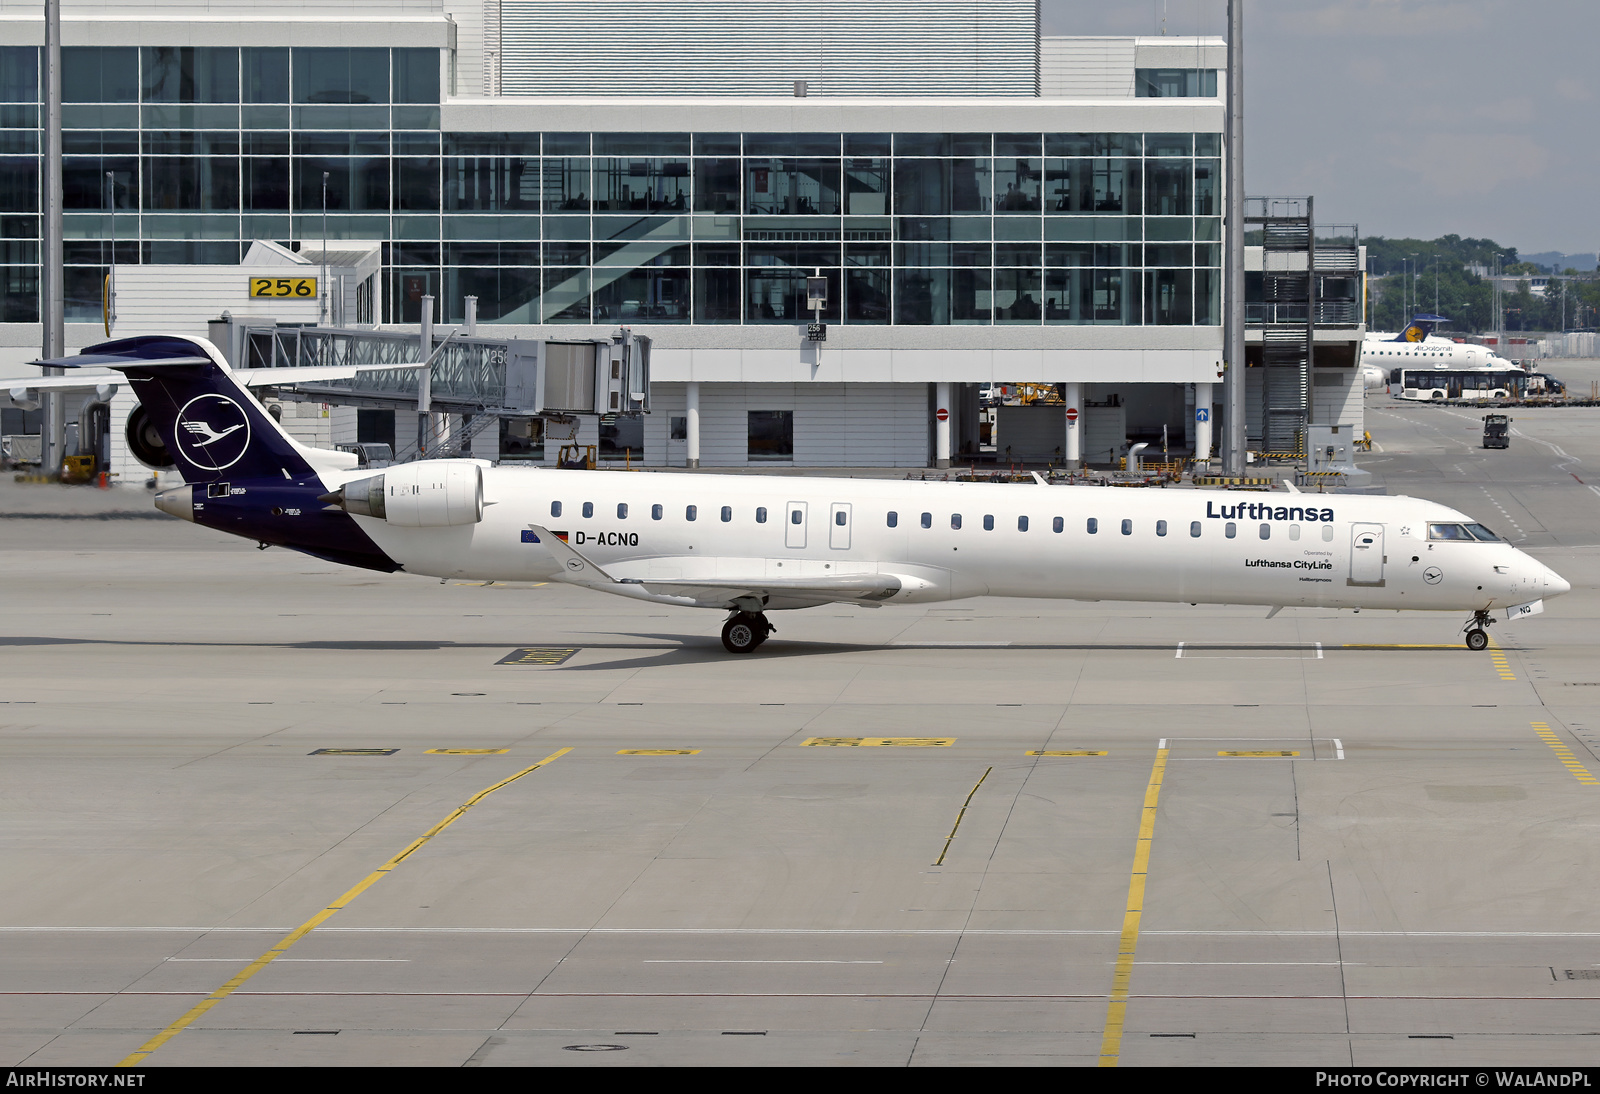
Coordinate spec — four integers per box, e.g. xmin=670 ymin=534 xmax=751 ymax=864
xmin=494 ymin=1 xmax=1040 ymax=96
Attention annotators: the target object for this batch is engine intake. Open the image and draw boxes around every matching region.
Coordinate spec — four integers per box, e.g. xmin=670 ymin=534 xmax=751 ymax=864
xmin=322 ymin=461 xmax=484 ymax=528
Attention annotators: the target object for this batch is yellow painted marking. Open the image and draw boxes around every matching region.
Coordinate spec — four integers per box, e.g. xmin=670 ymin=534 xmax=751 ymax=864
xmin=1340 ymin=643 xmax=1462 ymax=649
xmin=425 ymin=748 xmax=510 ymax=755
xmin=1533 ymin=724 xmax=1598 ymax=785
xmin=496 ymin=647 xmax=580 ymax=666
xmin=1219 ymin=750 xmax=1300 ymax=758
xmin=1099 ymin=747 xmax=1169 ymax=1067
xmin=310 ymin=748 xmax=396 ymax=756
xmin=933 ymin=767 xmax=993 ymax=867
xmin=1027 ymin=750 xmax=1108 ymax=757
xmin=117 ymin=747 xmax=572 ymax=1066
xmin=617 ymin=749 xmax=701 ymax=756
xmin=800 ymin=737 xmax=955 ymax=747
xmin=1489 ymin=634 xmax=1516 ymax=680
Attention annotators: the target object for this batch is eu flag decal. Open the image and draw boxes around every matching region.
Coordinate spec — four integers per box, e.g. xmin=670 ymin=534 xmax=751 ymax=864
xmin=520 ymin=529 xmax=540 ymax=543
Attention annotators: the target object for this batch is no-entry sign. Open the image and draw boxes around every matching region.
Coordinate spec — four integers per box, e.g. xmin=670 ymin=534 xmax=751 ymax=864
xmin=936 ymin=408 xmax=949 ymax=422
xmin=1065 ymin=407 xmax=1080 ymax=424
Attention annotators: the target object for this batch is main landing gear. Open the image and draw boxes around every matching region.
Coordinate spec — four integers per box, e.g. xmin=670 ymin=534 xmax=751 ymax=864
xmin=1463 ymin=609 xmax=1493 ymax=652
xmin=721 ymin=611 xmax=775 ymax=654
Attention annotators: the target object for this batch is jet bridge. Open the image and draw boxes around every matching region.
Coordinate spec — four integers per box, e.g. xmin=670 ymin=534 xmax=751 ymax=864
xmin=210 ymin=318 xmax=650 ymax=461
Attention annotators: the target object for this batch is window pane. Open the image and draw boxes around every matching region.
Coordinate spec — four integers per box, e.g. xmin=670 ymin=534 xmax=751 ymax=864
xmin=887 ymin=511 xmax=897 ymax=528
xmin=1226 ymin=522 xmax=1236 ymax=538
xmin=1087 ymin=517 xmax=1097 ymax=533
xmin=617 ymin=503 xmax=628 ymax=519
xmin=294 ymin=48 xmax=389 ymax=104
xmin=550 ymin=501 xmax=562 ymax=517
xmin=1260 ymin=523 xmax=1271 ymax=540
xmin=652 ymin=504 xmax=663 ymax=519
xmin=687 ymin=505 xmax=697 ymax=521
xmin=1052 ymin=516 xmax=1063 ymax=533
xmin=392 ymin=48 xmax=439 ymax=104
xmin=983 ymin=514 xmax=994 ymax=531
xmin=582 ymin=502 xmax=594 ymax=518
xmin=694 ymin=268 xmax=740 ymax=323
xmin=1190 ymin=521 xmax=1201 ymax=537
xmin=756 ymin=507 xmax=766 ymax=523
xmin=722 ymin=506 xmax=733 ymax=522
xmin=921 ymin=512 xmax=931 ymax=528
xmin=1121 ymin=519 xmax=1132 ymax=535
xmin=748 ymin=410 xmax=793 ymax=461
xmin=64 ymin=48 xmax=137 ymax=103
xmin=951 ymin=514 xmax=962 ymax=530
xmin=0 ymin=46 xmax=39 ymax=103
xmin=142 ymin=48 xmax=239 ymax=104
xmin=694 ymin=158 xmax=740 ymax=213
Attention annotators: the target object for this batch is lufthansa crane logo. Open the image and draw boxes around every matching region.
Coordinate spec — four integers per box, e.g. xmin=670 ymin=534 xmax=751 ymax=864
xmin=174 ymin=394 xmax=251 ymax=471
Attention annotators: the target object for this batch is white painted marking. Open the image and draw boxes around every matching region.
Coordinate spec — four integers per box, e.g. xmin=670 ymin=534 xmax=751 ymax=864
xmin=1316 ymin=642 xmax=1324 ymax=660
xmin=894 ymin=641 xmax=1011 ymax=647
xmin=1174 ymin=642 xmax=1184 ymax=659
xmin=1333 ymin=738 xmax=1344 ymax=760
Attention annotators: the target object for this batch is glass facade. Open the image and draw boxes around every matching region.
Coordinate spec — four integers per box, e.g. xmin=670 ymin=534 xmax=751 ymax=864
xmin=0 ymin=46 xmax=1220 ymax=327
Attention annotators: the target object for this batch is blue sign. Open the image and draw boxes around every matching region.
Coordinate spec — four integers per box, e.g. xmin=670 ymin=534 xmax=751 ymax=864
xmin=1195 ymin=408 xmax=1210 ymax=423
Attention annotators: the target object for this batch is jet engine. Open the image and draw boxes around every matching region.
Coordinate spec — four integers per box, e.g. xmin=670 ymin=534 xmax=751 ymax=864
xmin=322 ymin=461 xmax=483 ymax=528
xmin=126 ymin=404 xmax=176 ymax=470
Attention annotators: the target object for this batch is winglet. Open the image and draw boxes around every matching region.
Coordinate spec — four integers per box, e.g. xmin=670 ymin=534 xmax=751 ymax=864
xmin=525 ymin=524 xmax=619 ymax=588
xmin=1031 ymin=471 xmax=1049 ymax=486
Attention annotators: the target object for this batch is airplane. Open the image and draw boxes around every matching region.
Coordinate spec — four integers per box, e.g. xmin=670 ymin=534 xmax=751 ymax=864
xmin=11 ymin=334 xmax=1570 ymax=654
xmin=1360 ymin=314 xmax=1520 ymax=388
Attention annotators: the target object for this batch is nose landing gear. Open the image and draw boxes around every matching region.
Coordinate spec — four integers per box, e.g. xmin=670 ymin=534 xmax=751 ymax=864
xmin=721 ymin=611 xmax=775 ymax=654
xmin=1463 ymin=609 xmax=1493 ymax=651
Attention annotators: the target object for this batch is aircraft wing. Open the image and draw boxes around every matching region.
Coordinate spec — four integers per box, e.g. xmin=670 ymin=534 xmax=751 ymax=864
xmin=524 ymin=525 xmax=901 ymax=608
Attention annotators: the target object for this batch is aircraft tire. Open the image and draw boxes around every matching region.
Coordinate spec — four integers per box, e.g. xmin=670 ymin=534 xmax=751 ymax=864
xmin=1465 ymin=628 xmax=1489 ymax=652
xmin=722 ymin=615 xmax=762 ymax=655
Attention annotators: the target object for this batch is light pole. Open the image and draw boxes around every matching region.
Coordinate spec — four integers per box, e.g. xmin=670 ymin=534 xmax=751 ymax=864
xmin=1433 ymin=253 xmax=1440 ymax=316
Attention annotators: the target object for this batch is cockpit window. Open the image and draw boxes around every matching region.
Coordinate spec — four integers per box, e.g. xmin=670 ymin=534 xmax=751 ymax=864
xmin=1464 ymin=523 xmax=1502 ymax=542
xmin=1428 ymin=523 xmax=1474 ymax=541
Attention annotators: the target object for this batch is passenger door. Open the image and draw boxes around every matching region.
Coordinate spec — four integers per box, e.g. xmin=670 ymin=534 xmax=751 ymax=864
xmin=829 ymin=502 xmax=852 ymax=550
xmin=1349 ymin=523 xmax=1385 ymax=586
xmin=785 ymin=501 xmax=808 ymax=549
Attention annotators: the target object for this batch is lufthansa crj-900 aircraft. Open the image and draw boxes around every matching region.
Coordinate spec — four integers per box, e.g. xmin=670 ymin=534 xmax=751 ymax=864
xmin=17 ymin=336 xmax=1569 ymax=653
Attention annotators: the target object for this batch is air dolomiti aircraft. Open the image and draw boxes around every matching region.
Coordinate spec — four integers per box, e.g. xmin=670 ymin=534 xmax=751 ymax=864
xmin=27 ymin=336 xmax=1568 ymax=654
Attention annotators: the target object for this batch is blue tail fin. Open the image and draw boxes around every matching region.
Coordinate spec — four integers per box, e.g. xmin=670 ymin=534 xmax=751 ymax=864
xmin=52 ymin=335 xmax=316 ymax=484
xmin=1391 ymin=313 xmax=1451 ymax=343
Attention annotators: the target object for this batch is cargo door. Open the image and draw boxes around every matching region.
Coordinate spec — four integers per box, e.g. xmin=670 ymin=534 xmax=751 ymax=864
xmin=785 ymin=501 xmax=808 ymax=549
xmin=829 ymin=502 xmax=852 ymax=550
xmin=1349 ymin=523 xmax=1385 ymax=586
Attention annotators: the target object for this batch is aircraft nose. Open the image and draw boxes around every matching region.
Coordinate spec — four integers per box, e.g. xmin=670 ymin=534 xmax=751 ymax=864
xmin=1544 ymin=565 xmax=1571 ymax=597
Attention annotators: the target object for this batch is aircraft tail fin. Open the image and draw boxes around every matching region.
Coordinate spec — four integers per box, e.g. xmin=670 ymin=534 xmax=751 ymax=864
xmin=41 ymin=335 xmax=352 ymax=484
xmin=1391 ymin=313 xmax=1451 ymax=343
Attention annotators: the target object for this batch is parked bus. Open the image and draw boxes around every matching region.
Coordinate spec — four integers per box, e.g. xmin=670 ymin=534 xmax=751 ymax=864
xmin=1388 ymin=368 xmax=1518 ymax=401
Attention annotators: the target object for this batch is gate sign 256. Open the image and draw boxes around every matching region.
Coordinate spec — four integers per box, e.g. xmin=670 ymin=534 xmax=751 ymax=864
xmin=249 ymin=277 xmax=317 ymax=298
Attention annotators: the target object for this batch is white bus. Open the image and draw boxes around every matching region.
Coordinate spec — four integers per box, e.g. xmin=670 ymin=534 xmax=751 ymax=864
xmin=1387 ymin=367 xmax=1517 ymax=401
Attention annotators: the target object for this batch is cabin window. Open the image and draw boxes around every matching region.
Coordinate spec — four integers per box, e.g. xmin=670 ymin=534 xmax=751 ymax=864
xmin=887 ymin=511 xmax=898 ymax=528
xmin=983 ymin=514 xmax=994 ymax=531
xmin=582 ymin=502 xmax=594 ymax=518
xmin=686 ymin=505 xmax=698 ymax=521
xmin=1121 ymin=519 xmax=1132 ymax=535
xmin=721 ymin=506 xmax=733 ymax=522
xmin=617 ymin=503 xmax=628 ymax=519
xmin=1427 ymin=523 xmax=1473 ymax=541
xmin=1156 ymin=520 xmax=1167 ymax=537
xmin=835 ymin=510 xmax=846 ymax=526
xmin=1052 ymin=517 xmax=1063 ymax=533
xmin=791 ymin=508 xmax=803 ymax=525
xmin=756 ymin=507 xmax=767 ymax=523
xmin=1322 ymin=524 xmax=1334 ymax=542
xmin=652 ymin=504 xmax=663 ymax=520
xmin=1018 ymin=516 xmax=1029 ymax=531
xmin=1190 ymin=521 xmax=1201 ymax=537
xmin=550 ymin=501 xmax=562 ymax=517
xmin=1259 ymin=524 xmax=1270 ymax=540
xmin=1225 ymin=522 xmax=1237 ymax=538
xmin=1288 ymin=524 xmax=1300 ymax=541
xmin=1464 ymin=523 xmax=1502 ymax=541
xmin=1087 ymin=518 xmax=1098 ymax=534
xmin=921 ymin=512 xmax=932 ymax=529
xmin=951 ymin=514 xmax=962 ymax=530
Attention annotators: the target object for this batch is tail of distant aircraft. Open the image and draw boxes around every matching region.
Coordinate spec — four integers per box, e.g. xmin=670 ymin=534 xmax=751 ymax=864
xmin=1392 ymin=313 xmax=1450 ymax=343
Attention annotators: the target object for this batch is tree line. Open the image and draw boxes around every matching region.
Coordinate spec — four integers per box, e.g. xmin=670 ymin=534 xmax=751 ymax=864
xmin=1360 ymin=234 xmax=1599 ymax=334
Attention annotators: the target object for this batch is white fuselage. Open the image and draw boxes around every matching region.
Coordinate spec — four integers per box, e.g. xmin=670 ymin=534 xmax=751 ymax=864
xmin=1362 ymin=334 xmax=1516 ymax=374
xmin=342 ymin=466 xmax=1565 ymax=615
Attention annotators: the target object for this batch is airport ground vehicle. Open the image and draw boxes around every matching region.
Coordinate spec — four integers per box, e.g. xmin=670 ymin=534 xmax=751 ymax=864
xmin=1482 ymin=414 xmax=1510 ymax=449
xmin=9 ymin=335 xmax=1571 ymax=654
xmin=1388 ymin=368 xmax=1517 ymax=401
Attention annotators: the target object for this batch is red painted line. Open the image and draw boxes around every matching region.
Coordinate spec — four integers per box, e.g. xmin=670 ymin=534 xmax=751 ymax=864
xmin=1574 ymin=474 xmax=1586 ymax=484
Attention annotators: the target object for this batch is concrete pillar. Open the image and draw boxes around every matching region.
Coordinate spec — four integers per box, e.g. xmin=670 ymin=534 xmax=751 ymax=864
xmin=1193 ymin=382 xmax=1214 ymax=463
xmin=463 ymin=295 xmax=478 ymax=335
xmin=684 ymin=382 xmax=700 ymax=469
xmin=417 ymin=294 xmax=435 ymax=455
xmin=1062 ymin=381 xmax=1082 ymax=469
xmin=934 ymin=381 xmax=951 ymax=468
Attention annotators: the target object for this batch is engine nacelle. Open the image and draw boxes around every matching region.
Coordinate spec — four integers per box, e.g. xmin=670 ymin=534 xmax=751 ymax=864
xmin=328 ymin=461 xmax=484 ymax=528
xmin=126 ymin=403 xmax=176 ymax=470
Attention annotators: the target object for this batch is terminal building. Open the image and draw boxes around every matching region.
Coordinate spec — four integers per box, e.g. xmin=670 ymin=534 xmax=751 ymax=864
xmin=0 ymin=1 xmax=1365 ymax=478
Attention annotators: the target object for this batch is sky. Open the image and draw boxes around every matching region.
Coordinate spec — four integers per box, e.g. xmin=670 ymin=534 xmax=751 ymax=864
xmin=1042 ymin=1 xmax=1599 ymax=256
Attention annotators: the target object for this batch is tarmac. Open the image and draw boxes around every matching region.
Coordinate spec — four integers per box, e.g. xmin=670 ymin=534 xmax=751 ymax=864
xmin=4 ymin=385 xmax=1600 ymax=1067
